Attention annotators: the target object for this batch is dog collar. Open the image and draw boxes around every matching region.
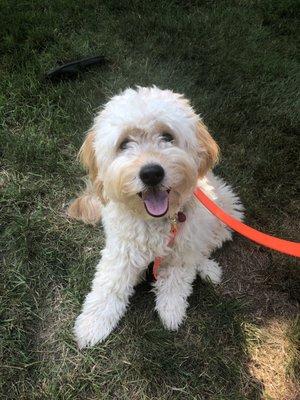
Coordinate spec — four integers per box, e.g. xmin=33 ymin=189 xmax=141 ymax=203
xmin=152 ymin=211 xmax=186 ymax=280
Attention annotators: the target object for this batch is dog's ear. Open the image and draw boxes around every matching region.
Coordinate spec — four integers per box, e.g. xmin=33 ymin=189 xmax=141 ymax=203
xmin=78 ymin=130 xmax=105 ymax=202
xmin=196 ymin=121 xmax=219 ymax=177
xmin=78 ymin=130 xmax=98 ymax=181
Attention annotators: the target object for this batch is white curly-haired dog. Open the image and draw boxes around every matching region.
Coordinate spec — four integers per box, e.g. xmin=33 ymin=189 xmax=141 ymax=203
xmin=68 ymin=86 xmax=243 ymax=348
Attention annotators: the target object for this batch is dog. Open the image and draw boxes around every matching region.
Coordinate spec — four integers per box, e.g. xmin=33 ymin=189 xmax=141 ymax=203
xmin=68 ymin=86 xmax=243 ymax=348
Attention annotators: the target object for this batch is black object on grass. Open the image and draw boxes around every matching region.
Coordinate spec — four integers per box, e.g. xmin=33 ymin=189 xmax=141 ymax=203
xmin=45 ymin=55 xmax=110 ymax=82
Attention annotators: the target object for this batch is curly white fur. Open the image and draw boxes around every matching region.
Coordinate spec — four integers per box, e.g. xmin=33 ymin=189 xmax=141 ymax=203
xmin=69 ymin=86 xmax=243 ymax=348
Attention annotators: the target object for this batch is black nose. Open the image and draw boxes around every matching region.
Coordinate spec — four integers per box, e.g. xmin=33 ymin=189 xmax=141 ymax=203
xmin=139 ymin=164 xmax=165 ymax=186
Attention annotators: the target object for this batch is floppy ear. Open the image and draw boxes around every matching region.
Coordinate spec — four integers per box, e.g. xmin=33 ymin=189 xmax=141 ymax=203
xmin=78 ymin=130 xmax=105 ymax=202
xmin=196 ymin=121 xmax=219 ymax=177
xmin=78 ymin=130 xmax=98 ymax=181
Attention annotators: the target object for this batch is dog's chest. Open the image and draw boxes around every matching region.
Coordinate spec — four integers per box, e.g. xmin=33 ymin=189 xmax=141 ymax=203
xmin=103 ymin=204 xmax=171 ymax=253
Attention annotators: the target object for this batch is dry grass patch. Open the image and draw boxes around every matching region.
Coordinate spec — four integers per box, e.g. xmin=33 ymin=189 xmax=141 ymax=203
xmin=246 ymin=319 xmax=299 ymax=400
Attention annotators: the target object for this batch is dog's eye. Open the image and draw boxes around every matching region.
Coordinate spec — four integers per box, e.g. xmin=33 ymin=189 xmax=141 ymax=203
xmin=161 ymin=132 xmax=174 ymax=142
xmin=119 ymin=138 xmax=131 ymax=150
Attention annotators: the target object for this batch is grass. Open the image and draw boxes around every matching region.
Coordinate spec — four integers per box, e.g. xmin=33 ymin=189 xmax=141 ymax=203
xmin=0 ymin=0 xmax=299 ymax=398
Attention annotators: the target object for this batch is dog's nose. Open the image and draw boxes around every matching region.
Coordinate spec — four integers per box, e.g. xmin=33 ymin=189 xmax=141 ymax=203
xmin=139 ymin=164 xmax=165 ymax=186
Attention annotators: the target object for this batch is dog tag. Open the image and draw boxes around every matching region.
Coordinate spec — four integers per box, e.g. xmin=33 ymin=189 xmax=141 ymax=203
xmin=177 ymin=211 xmax=186 ymax=223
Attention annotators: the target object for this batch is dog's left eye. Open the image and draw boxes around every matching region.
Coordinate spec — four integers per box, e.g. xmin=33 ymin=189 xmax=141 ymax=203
xmin=161 ymin=132 xmax=174 ymax=142
xmin=119 ymin=138 xmax=131 ymax=150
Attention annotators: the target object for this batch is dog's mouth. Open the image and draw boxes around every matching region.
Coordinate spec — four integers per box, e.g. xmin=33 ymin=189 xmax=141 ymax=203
xmin=138 ymin=189 xmax=170 ymax=217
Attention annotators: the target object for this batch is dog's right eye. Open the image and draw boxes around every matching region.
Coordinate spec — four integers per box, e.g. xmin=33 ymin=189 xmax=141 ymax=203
xmin=119 ymin=138 xmax=131 ymax=150
xmin=161 ymin=132 xmax=174 ymax=142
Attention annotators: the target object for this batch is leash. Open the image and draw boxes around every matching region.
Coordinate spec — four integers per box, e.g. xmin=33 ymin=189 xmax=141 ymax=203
xmin=194 ymin=187 xmax=300 ymax=258
xmin=152 ymin=187 xmax=299 ymax=280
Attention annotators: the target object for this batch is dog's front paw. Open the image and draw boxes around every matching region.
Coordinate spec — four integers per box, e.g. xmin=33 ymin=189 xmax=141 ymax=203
xmin=198 ymin=259 xmax=222 ymax=284
xmin=156 ymin=298 xmax=187 ymax=331
xmin=74 ymin=311 xmax=113 ymax=349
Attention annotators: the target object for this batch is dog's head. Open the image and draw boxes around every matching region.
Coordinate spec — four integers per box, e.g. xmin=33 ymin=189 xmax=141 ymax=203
xmin=80 ymin=87 xmax=219 ymax=219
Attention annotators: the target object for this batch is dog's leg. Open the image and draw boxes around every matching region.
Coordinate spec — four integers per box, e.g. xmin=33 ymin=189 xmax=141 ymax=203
xmin=197 ymin=259 xmax=222 ymax=284
xmin=154 ymin=264 xmax=197 ymax=331
xmin=74 ymin=251 xmax=142 ymax=348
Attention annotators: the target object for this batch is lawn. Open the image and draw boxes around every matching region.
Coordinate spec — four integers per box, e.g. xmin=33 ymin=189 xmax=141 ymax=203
xmin=0 ymin=0 xmax=299 ymax=399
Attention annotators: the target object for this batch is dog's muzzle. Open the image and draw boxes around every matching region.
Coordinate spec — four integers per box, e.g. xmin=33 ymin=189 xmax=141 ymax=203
xmin=138 ymin=163 xmax=169 ymax=218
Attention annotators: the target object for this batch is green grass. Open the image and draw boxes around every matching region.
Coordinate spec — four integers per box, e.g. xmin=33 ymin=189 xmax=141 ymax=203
xmin=1 ymin=0 xmax=299 ymax=399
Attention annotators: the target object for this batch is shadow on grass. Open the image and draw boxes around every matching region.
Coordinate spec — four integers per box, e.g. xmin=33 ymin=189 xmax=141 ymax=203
xmin=119 ymin=276 xmax=264 ymax=400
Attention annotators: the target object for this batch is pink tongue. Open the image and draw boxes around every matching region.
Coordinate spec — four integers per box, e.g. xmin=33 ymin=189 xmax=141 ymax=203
xmin=143 ymin=190 xmax=169 ymax=217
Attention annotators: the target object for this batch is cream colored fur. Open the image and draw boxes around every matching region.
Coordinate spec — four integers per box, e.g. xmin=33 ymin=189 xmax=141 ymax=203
xmin=68 ymin=86 xmax=243 ymax=348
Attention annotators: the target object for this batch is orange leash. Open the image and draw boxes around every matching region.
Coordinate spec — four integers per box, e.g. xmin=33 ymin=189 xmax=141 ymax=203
xmin=152 ymin=188 xmax=299 ymax=280
xmin=194 ymin=187 xmax=300 ymax=258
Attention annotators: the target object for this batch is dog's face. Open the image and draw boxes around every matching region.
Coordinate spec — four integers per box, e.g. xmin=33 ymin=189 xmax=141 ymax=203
xmin=80 ymin=87 xmax=218 ymax=219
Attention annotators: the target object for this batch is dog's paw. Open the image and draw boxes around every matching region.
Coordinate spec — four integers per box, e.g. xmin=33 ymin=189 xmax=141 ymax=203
xmin=74 ymin=312 xmax=113 ymax=349
xmin=198 ymin=259 xmax=222 ymax=284
xmin=156 ymin=299 xmax=187 ymax=331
